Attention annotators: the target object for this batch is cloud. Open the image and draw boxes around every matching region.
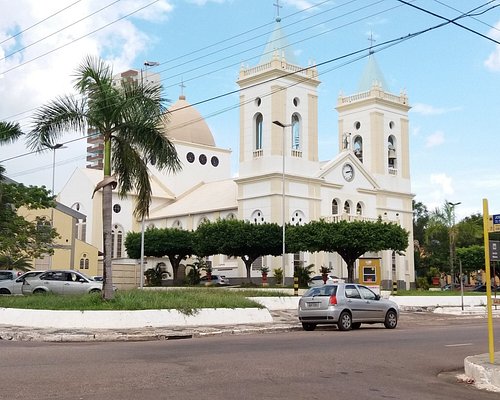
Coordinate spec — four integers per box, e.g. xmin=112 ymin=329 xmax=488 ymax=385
xmin=485 ymin=21 xmax=500 ymax=71
xmin=283 ymin=0 xmax=317 ymax=10
xmin=186 ymin=0 xmax=226 ymax=5
xmin=0 ymin=0 xmax=174 ymax=123
xmin=425 ymin=131 xmax=445 ymax=148
xmin=411 ymin=103 xmax=462 ymax=116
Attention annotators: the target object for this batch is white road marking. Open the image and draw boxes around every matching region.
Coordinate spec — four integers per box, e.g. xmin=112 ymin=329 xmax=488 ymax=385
xmin=445 ymin=343 xmax=473 ymax=347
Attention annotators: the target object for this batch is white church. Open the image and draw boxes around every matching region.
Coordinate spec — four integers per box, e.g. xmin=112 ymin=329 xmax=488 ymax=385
xmin=58 ymin=17 xmax=415 ymax=290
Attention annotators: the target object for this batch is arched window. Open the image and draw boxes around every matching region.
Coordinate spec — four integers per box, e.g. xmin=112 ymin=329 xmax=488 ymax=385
xmin=388 ymin=135 xmax=397 ymax=169
xmin=291 ymin=113 xmax=300 ymax=150
xmin=291 ymin=210 xmax=306 ymax=226
xmin=344 ymin=201 xmax=351 ymax=214
xmin=79 ymin=253 xmax=89 ymax=270
xmin=332 ymin=199 xmax=339 ymax=215
xmin=353 ymin=136 xmax=363 ymax=162
xmin=251 ymin=209 xmax=265 ymax=224
xmin=356 ymin=202 xmax=363 ymax=215
xmin=198 ymin=216 xmax=209 ymax=228
xmin=255 ymin=113 xmax=263 ymax=150
xmin=111 ymin=224 xmax=124 ymax=258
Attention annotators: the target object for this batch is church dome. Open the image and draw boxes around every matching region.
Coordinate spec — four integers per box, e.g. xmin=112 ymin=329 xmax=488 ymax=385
xmin=161 ymin=95 xmax=215 ymax=147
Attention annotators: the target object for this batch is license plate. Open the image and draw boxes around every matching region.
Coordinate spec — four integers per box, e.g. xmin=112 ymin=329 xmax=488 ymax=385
xmin=306 ymin=302 xmax=320 ymax=309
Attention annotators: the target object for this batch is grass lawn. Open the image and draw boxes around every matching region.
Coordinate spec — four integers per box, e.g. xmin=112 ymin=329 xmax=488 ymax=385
xmin=0 ymin=288 xmax=290 ymax=313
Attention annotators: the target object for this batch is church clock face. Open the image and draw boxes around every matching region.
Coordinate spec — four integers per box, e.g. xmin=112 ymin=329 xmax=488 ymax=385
xmin=342 ymin=163 xmax=354 ymax=182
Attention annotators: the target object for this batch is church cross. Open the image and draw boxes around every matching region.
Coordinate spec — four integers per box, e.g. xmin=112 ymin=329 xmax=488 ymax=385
xmin=179 ymin=79 xmax=186 ymax=97
xmin=368 ymin=32 xmax=376 ymax=55
xmin=273 ymin=0 xmax=283 ymax=19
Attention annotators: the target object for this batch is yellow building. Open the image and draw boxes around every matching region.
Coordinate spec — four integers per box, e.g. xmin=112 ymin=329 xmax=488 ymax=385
xmin=18 ymin=201 xmax=99 ymax=277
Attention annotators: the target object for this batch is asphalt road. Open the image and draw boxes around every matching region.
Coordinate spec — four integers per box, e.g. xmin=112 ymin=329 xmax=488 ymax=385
xmin=1 ymin=313 xmax=499 ymax=400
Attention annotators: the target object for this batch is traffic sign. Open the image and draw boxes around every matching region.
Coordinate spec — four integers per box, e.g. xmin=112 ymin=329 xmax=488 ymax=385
xmin=494 ymin=214 xmax=500 ymax=225
xmin=490 ymin=241 xmax=500 ymax=261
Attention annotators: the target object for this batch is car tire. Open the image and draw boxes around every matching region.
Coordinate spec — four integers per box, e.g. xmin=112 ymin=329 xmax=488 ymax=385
xmin=89 ymin=289 xmax=101 ymax=294
xmin=0 ymin=288 xmax=11 ymax=295
xmin=384 ymin=309 xmax=398 ymax=329
xmin=337 ymin=311 xmax=352 ymax=331
xmin=351 ymin=322 xmax=361 ymax=329
xmin=302 ymin=323 xmax=316 ymax=331
xmin=33 ymin=289 xmax=46 ymax=294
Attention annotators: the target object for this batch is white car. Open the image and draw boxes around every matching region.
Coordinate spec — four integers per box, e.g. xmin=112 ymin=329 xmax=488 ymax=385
xmin=308 ymin=275 xmax=344 ymax=287
xmin=22 ymin=270 xmax=103 ymax=295
xmin=0 ymin=271 xmax=45 ymax=295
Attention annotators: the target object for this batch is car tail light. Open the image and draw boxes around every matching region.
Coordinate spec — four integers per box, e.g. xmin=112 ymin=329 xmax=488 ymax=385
xmin=329 ymin=295 xmax=337 ymax=305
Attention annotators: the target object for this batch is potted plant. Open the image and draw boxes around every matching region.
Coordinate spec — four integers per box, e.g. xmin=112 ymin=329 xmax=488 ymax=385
xmin=320 ymin=266 xmax=330 ymax=284
xmin=260 ymin=266 xmax=270 ymax=287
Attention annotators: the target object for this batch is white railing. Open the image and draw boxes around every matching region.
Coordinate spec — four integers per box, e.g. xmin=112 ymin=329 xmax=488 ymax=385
xmin=388 ymin=167 xmax=398 ymax=176
xmin=291 ymin=149 xmax=302 ymax=158
xmin=253 ymin=149 xmax=263 ymax=158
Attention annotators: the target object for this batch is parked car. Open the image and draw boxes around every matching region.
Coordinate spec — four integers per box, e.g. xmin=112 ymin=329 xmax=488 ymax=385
xmin=199 ymin=275 xmax=229 ymax=286
xmin=472 ymin=284 xmax=499 ymax=292
xmin=22 ymin=270 xmax=103 ymax=295
xmin=307 ymin=275 xmax=344 ymax=287
xmin=0 ymin=270 xmax=45 ymax=295
xmin=298 ymin=283 xmax=399 ymax=331
xmin=0 ymin=270 xmax=23 ymax=281
xmin=92 ymin=276 xmax=104 ymax=281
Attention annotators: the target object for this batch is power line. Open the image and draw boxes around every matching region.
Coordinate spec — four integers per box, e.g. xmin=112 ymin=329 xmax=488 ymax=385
xmin=0 ymin=0 xmax=162 ymax=76
xmin=1 ymin=6 xmax=482 ymax=167
xmin=397 ymin=0 xmax=500 ymax=45
xmin=0 ymin=0 xmax=83 ymax=46
xmin=1 ymin=0 xmax=122 ymax=63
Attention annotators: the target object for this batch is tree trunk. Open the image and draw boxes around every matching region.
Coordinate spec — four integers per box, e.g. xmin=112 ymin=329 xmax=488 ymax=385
xmin=347 ymin=259 xmax=356 ymax=283
xmin=244 ymin=259 xmax=253 ymax=282
xmin=102 ymin=182 xmax=114 ymax=300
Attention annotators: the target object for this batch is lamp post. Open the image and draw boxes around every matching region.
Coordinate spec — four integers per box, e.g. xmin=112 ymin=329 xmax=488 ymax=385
xmin=447 ymin=201 xmax=461 ymax=290
xmin=46 ymin=143 xmax=67 ymax=270
xmin=272 ymin=120 xmax=291 ymax=286
xmin=139 ymin=61 xmax=159 ymax=289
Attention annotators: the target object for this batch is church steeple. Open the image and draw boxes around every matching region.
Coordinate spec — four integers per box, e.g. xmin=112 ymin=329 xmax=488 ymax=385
xmin=357 ymin=53 xmax=389 ymax=92
xmin=259 ymin=17 xmax=298 ymax=65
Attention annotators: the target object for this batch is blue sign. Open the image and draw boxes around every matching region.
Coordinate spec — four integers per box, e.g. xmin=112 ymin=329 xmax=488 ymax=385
xmin=494 ymin=214 xmax=500 ymax=225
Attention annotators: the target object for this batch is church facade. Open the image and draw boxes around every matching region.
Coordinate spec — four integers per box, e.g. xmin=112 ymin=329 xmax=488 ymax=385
xmin=58 ymin=18 xmax=415 ymax=289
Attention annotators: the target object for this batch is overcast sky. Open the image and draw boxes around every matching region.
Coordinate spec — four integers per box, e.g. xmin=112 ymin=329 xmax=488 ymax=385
xmin=1 ymin=0 xmax=499 ymax=221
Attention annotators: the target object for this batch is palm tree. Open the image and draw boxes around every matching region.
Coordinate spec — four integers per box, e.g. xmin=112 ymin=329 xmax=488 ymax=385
xmin=0 ymin=254 xmax=32 ymax=271
xmin=0 ymin=121 xmax=23 ymax=181
xmin=27 ymin=56 xmax=181 ymax=299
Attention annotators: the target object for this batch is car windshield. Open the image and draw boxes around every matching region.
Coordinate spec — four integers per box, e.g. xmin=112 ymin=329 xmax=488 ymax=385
xmin=304 ymin=285 xmax=337 ymax=297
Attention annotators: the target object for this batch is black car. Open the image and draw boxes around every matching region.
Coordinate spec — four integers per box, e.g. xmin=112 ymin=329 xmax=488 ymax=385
xmin=472 ymin=284 xmax=498 ymax=292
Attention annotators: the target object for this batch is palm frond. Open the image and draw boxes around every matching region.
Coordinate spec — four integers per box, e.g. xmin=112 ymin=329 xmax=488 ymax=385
xmin=28 ymin=95 xmax=87 ymax=151
xmin=0 ymin=121 xmax=23 ymax=144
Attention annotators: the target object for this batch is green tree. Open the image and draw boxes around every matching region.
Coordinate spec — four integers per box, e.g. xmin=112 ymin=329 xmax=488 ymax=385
xmin=195 ymin=219 xmax=282 ymax=282
xmin=456 ymin=213 xmax=483 ymax=247
xmin=0 ymin=181 xmax=57 ymax=260
xmin=28 ymin=56 xmax=181 ymax=299
xmin=287 ymin=219 xmax=409 ymax=283
xmin=456 ymin=245 xmax=485 ymax=273
xmin=413 ymin=200 xmax=429 ymax=274
xmin=125 ymin=227 xmax=195 ymax=284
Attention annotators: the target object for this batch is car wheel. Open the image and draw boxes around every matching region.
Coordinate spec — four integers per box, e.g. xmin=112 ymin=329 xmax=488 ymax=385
xmin=302 ymin=323 xmax=316 ymax=331
xmin=33 ymin=289 xmax=46 ymax=294
xmin=337 ymin=311 xmax=352 ymax=331
xmin=384 ymin=309 xmax=398 ymax=329
xmin=89 ymin=289 xmax=101 ymax=294
xmin=0 ymin=288 xmax=11 ymax=295
xmin=351 ymin=322 xmax=361 ymax=329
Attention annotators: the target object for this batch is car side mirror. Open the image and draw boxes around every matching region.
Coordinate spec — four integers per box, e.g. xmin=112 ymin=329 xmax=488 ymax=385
xmin=375 ymin=294 xmax=380 ymax=300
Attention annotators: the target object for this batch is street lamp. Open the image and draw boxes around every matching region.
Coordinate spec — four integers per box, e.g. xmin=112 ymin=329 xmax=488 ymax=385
xmin=45 ymin=143 xmax=67 ymax=270
xmin=139 ymin=61 xmax=159 ymax=289
xmin=447 ymin=201 xmax=461 ymax=289
xmin=272 ymin=120 xmax=291 ymax=286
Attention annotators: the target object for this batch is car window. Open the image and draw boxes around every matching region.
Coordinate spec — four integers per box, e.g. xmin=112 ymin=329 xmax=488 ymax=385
xmin=41 ymin=271 xmax=65 ymax=281
xmin=0 ymin=272 xmax=13 ymax=280
xmin=358 ymin=285 xmax=377 ymax=300
xmin=345 ymin=285 xmax=362 ymax=299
